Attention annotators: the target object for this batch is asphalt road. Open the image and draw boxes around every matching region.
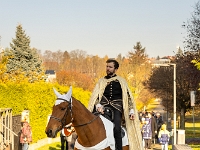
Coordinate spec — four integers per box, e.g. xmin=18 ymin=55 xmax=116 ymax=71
xmin=146 ymin=99 xmax=167 ymax=123
xmin=146 ymin=99 xmax=168 ymax=150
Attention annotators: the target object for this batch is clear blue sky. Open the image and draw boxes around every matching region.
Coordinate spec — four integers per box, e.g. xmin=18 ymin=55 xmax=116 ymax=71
xmin=0 ymin=0 xmax=198 ymax=58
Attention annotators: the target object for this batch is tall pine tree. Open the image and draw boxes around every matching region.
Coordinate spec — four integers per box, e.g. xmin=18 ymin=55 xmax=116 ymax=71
xmin=5 ymin=24 xmax=43 ymax=81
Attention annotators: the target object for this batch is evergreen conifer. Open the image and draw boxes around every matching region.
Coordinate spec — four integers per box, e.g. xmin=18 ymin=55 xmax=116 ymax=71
xmin=5 ymin=24 xmax=43 ymax=81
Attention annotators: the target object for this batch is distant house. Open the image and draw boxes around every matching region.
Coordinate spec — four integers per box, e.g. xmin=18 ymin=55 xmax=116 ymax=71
xmin=45 ymin=70 xmax=56 ymax=82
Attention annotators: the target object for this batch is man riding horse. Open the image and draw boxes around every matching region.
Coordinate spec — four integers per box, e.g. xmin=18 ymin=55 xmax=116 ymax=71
xmin=88 ymin=59 xmax=143 ymax=150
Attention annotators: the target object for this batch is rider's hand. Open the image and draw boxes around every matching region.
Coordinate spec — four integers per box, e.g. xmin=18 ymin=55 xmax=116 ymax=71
xmin=97 ymin=106 xmax=104 ymax=114
xmin=96 ymin=104 xmax=104 ymax=114
xmin=129 ymin=113 xmax=134 ymax=120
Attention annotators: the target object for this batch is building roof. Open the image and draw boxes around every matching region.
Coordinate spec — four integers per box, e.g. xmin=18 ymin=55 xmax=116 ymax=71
xmin=45 ymin=70 xmax=55 ymax=75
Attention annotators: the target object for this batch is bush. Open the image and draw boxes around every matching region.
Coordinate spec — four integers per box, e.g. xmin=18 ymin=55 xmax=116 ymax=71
xmin=0 ymin=81 xmax=91 ymax=142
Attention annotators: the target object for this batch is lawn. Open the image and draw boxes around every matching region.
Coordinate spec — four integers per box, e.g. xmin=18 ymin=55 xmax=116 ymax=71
xmin=166 ymin=115 xmax=200 ymax=149
xmin=147 ymin=101 xmax=200 ymax=150
xmin=36 ymin=142 xmax=61 ymax=150
xmin=168 ymin=145 xmax=200 ymax=150
xmin=185 ymin=122 xmax=200 ymax=138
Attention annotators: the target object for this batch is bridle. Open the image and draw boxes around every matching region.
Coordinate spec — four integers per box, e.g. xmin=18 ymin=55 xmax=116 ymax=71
xmin=50 ymin=97 xmax=99 ymax=130
xmin=50 ymin=98 xmax=73 ymax=130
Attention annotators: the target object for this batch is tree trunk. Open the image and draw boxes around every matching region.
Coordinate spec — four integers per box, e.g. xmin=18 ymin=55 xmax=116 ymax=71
xmin=180 ymin=108 xmax=185 ymax=129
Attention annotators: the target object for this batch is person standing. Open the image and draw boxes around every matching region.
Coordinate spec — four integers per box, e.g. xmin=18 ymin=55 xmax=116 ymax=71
xmin=20 ymin=121 xmax=32 ymax=150
xmin=141 ymin=118 xmax=152 ymax=150
xmin=60 ymin=130 xmax=68 ymax=150
xmin=147 ymin=112 xmax=157 ymax=145
xmin=140 ymin=117 xmax=146 ymax=147
xmin=158 ymin=124 xmax=170 ymax=150
xmin=155 ymin=112 xmax=164 ymax=143
xmin=60 ymin=123 xmax=77 ymax=150
xmin=88 ymin=59 xmax=143 ymax=150
xmin=67 ymin=131 xmax=78 ymax=150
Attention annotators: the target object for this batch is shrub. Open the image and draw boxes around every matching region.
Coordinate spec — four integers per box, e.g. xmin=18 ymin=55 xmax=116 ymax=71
xmin=0 ymin=81 xmax=91 ymax=142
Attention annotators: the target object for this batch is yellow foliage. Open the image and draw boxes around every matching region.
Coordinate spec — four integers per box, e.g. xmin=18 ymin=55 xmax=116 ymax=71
xmin=0 ymin=81 xmax=91 ymax=143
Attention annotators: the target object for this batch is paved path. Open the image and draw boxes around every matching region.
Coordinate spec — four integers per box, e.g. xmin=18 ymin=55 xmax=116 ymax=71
xmin=152 ymin=144 xmax=162 ymax=150
xmin=146 ymin=99 xmax=167 ymax=123
xmin=146 ymin=99 xmax=168 ymax=150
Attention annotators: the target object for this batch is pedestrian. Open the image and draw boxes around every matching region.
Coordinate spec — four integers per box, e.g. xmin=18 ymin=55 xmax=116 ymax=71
xmin=158 ymin=124 xmax=170 ymax=150
xmin=151 ymin=111 xmax=155 ymax=117
xmin=60 ymin=130 xmax=68 ymax=150
xmin=20 ymin=121 xmax=32 ymax=150
xmin=60 ymin=123 xmax=77 ymax=150
xmin=88 ymin=59 xmax=143 ymax=150
xmin=140 ymin=117 xmax=146 ymax=147
xmin=139 ymin=112 xmax=143 ymax=122
xmin=147 ymin=112 xmax=157 ymax=145
xmin=142 ymin=110 xmax=147 ymax=118
xmin=155 ymin=112 xmax=164 ymax=142
xmin=67 ymin=131 xmax=77 ymax=150
xmin=141 ymin=117 xmax=152 ymax=150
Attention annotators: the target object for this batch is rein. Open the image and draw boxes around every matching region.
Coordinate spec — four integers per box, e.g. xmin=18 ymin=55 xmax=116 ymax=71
xmin=50 ymin=98 xmax=100 ymax=129
xmin=72 ymin=114 xmax=100 ymax=127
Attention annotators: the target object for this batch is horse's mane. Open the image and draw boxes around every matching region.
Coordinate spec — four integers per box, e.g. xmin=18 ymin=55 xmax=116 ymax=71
xmin=72 ymin=97 xmax=90 ymax=112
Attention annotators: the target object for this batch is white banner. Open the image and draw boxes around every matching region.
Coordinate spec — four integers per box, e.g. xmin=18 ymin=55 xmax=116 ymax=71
xmin=190 ymin=91 xmax=195 ymax=106
xmin=21 ymin=110 xmax=30 ymax=123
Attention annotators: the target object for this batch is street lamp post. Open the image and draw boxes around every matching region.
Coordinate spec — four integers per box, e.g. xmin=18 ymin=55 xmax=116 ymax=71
xmin=172 ymin=64 xmax=176 ymax=145
xmin=157 ymin=63 xmax=176 ymax=145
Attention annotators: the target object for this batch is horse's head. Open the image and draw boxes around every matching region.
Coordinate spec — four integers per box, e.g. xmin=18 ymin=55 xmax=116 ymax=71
xmin=45 ymin=86 xmax=73 ymax=138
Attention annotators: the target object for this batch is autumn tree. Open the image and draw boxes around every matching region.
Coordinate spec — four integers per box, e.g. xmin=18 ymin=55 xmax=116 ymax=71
xmin=148 ymin=52 xmax=200 ymax=129
xmin=119 ymin=42 xmax=154 ymax=109
xmin=4 ymin=24 xmax=43 ymax=81
xmin=61 ymin=50 xmax=70 ymax=70
xmin=147 ymin=65 xmax=173 ymax=113
xmin=52 ymin=50 xmax=64 ymax=71
xmin=0 ymin=56 xmax=8 ymax=83
xmin=56 ymin=70 xmax=94 ymax=91
xmin=129 ymin=42 xmax=148 ymax=65
xmin=41 ymin=48 xmax=107 ymax=91
xmin=68 ymin=49 xmax=87 ymax=73
xmin=42 ymin=50 xmax=63 ymax=71
xmin=43 ymin=50 xmax=53 ymax=63
xmin=182 ymin=1 xmax=200 ymax=52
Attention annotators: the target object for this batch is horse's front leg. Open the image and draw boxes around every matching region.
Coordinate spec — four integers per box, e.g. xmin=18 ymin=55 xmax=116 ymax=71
xmin=122 ymin=145 xmax=129 ymax=150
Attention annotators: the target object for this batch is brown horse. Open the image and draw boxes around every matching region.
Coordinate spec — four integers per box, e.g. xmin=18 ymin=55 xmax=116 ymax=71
xmin=45 ymin=87 xmax=129 ymax=150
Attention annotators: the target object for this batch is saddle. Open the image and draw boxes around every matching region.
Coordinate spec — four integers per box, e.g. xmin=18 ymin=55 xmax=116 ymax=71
xmin=103 ymin=107 xmax=114 ymax=122
xmin=93 ymin=107 xmax=125 ymax=138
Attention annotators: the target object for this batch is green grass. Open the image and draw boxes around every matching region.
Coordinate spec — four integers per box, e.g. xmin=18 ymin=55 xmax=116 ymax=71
xmin=146 ymin=101 xmax=200 ymax=150
xmin=185 ymin=122 xmax=200 ymax=138
xmin=168 ymin=145 xmax=200 ymax=150
xmin=36 ymin=142 xmax=61 ymax=150
xmin=166 ymin=118 xmax=200 ymax=149
xmin=190 ymin=145 xmax=200 ymax=150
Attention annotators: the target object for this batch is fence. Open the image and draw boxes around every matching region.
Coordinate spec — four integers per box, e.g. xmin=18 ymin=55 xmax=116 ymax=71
xmin=0 ymin=108 xmax=18 ymax=150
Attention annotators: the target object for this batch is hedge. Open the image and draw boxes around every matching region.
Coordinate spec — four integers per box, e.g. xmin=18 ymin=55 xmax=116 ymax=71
xmin=0 ymin=81 xmax=91 ymax=142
